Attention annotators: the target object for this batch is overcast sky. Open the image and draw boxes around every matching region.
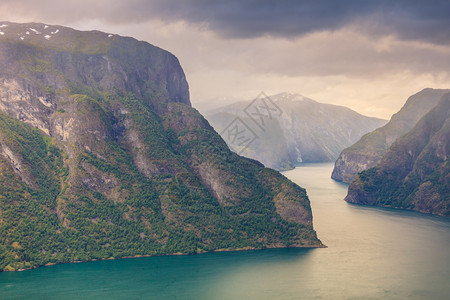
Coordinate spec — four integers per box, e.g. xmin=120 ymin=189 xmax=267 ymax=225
xmin=1 ymin=0 xmax=449 ymax=118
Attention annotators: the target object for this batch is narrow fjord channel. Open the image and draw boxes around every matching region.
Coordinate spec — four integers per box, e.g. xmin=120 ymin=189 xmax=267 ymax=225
xmin=1 ymin=163 xmax=449 ymax=299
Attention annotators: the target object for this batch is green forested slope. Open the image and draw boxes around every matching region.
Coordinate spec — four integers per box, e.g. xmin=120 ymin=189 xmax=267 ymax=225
xmin=0 ymin=22 xmax=322 ymax=271
xmin=345 ymin=96 xmax=450 ymax=216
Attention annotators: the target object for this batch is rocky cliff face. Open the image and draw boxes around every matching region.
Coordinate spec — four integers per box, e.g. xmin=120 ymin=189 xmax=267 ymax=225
xmin=0 ymin=22 xmax=322 ymax=271
xmin=332 ymin=88 xmax=450 ymax=183
xmin=203 ymin=92 xmax=386 ymax=170
xmin=345 ymin=95 xmax=450 ymax=216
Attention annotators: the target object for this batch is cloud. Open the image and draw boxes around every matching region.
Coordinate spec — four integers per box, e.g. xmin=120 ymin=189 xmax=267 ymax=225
xmin=0 ymin=1 xmax=448 ymax=119
xmin=149 ymin=0 xmax=450 ymax=45
xmin=101 ymin=20 xmax=448 ymax=118
xmin=1 ymin=0 xmax=450 ymax=44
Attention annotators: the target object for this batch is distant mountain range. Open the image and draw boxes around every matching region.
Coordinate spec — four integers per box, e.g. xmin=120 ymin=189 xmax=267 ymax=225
xmin=332 ymin=88 xmax=450 ymax=183
xmin=345 ymin=94 xmax=450 ymax=216
xmin=203 ymin=92 xmax=387 ymax=170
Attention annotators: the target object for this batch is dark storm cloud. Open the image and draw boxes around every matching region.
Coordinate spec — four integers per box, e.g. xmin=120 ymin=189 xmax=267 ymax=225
xmin=129 ymin=0 xmax=450 ymax=44
xmin=146 ymin=0 xmax=372 ymax=37
xmin=1 ymin=0 xmax=449 ymax=44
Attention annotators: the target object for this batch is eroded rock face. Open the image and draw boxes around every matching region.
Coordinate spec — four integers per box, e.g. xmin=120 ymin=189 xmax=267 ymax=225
xmin=0 ymin=78 xmax=54 ymax=135
xmin=0 ymin=22 xmax=322 ymax=271
xmin=332 ymin=88 xmax=450 ymax=183
xmin=331 ymin=151 xmax=380 ymax=183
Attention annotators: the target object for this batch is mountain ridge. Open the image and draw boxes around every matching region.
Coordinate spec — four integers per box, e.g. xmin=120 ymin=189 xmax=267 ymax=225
xmin=203 ymin=92 xmax=387 ymax=170
xmin=0 ymin=22 xmax=322 ymax=271
xmin=345 ymin=95 xmax=450 ymax=216
xmin=332 ymin=88 xmax=450 ymax=183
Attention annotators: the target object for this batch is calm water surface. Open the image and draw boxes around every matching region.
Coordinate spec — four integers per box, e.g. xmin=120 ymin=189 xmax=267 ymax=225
xmin=1 ymin=163 xmax=449 ymax=299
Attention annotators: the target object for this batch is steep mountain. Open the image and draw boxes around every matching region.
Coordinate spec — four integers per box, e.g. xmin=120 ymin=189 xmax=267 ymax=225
xmin=345 ymin=95 xmax=450 ymax=216
xmin=0 ymin=22 xmax=322 ymax=271
xmin=332 ymin=89 xmax=450 ymax=183
xmin=203 ymin=92 xmax=386 ymax=170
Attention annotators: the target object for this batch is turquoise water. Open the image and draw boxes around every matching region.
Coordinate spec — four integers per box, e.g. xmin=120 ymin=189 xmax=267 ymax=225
xmin=1 ymin=163 xmax=449 ymax=299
